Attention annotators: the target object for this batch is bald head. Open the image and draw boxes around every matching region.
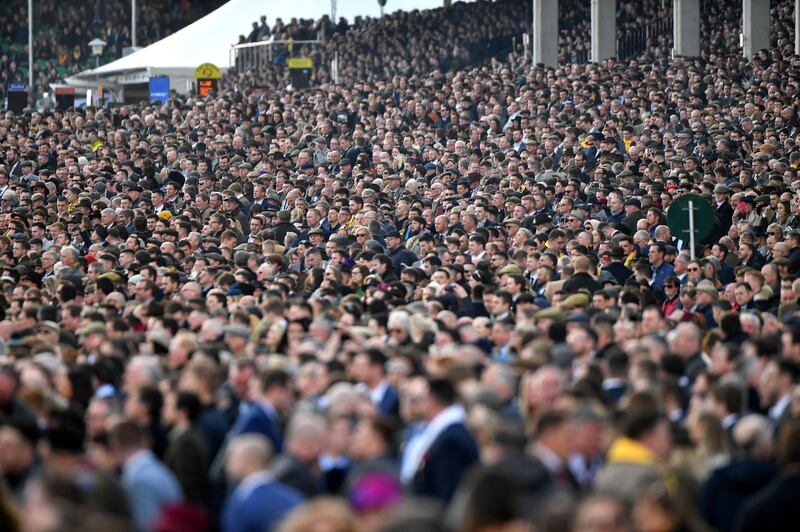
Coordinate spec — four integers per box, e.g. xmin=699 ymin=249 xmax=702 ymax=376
xmin=226 ymin=434 xmax=273 ymax=483
xmin=733 ymin=414 xmax=773 ymax=459
xmin=573 ymin=255 xmax=591 ymax=273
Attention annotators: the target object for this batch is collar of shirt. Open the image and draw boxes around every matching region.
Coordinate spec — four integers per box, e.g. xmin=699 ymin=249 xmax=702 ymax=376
xmin=769 ymin=394 xmax=791 ymax=421
xmin=234 ymin=470 xmax=275 ymax=500
xmin=534 ymin=442 xmax=564 ymax=475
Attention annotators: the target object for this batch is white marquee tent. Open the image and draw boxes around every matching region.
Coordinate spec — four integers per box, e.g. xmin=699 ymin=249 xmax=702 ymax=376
xmin=65 ymin=0 xmax=456 ymax=101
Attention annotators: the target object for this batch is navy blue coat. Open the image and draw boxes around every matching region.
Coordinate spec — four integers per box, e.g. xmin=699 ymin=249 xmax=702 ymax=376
xmin=411 ymin=423 xmax=479 ymax=503
xmin=699 ymin=459 xmax=779 ymax=532
xmin=231 ymin=403 xmax=283 ymax=454
xmin=734 ymin=472 xmax=800 ymax=532
xmin=222 ymin=477 xmax=303 ymax=532
xmin=389 ymin=245 xmax=418 ymax=274
xmin=377 ymin=386 xmax=400 ymax=418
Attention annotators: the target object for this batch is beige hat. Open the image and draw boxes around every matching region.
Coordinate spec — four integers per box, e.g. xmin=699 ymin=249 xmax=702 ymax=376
xmin=695 ymin=280 xmax=718 ymax=298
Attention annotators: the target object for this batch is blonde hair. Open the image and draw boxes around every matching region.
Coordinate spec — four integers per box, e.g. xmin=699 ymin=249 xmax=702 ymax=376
xmin=277 ymin=498 xmax=361 ymax=532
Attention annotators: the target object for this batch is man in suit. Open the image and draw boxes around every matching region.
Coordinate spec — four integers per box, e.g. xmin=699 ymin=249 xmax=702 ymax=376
xmin=734 ymin=419 xmax=800 ymax=532
xmin=164 ymin=391 xmax=209 ymax=506
xmin=406 ymin=378 xmax=478 ymax=503
xmin=268 ymin=412 xmax=326 ymax=498
xmin=223 ymin=434 xmax=304 ymax=532
xmin=230 ymin=369 xmax=293 ymax=454
xmin=109 ymin=418 xmax=183 ymax=532
xmin=530 ymin=410 xmax=580 ymax=495
xmin=699 ymin=415 xmax=779 ymax=532
xmin=353 ymin=348 xmax=400 ymax=418
xmin=759 ymin=358 xmax=799 ymax=436
xmin=714 ymin=184 xmax=734 ymax=235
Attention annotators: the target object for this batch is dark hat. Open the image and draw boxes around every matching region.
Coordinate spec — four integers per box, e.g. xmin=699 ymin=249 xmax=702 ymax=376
xmin=385 ymin=230 xmax=402 ymax=239
xmin=624 ymin=198 xmax=641 ymax=208
xmin=307 ymin=228 xmax=323 ymax=237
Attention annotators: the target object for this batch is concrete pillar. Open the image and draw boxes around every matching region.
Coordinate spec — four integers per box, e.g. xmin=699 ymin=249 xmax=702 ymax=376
xmin=673 ymin=0 xmax=700 ymax=57
xmin=795 ymin=0 xmax=799 ymax=56
xmin=591 ymin=0 xmax=616 ymax=63
xmin=532 ymin=0 xmax=559 ymax=68
xmin=742 ymin=0 xmax=770 ymax=58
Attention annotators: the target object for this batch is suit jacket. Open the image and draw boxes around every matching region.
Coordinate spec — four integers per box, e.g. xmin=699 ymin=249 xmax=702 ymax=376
xmin=562 ymin=272 xmax=601 ymax=294
xmin=377 ymin=386 xmax=400 ymax=418
xmin=164 ymin=425 xmax=209 ymax=505
xmin=268 ymin=454 xmax=321 ymax=498
xmin=232 ymin=402 xmax=283 ymax=453
xmin=734 ymin=472 xmax=800 ymax=532
xmin=273 ymin=221 xmax=298 ymax=245
xmin=602 ymin=262 xmax=633 ymax=284
xmin=699 ymin=459 xmax=779 ymax=532
xmin=716 ymin=201 xmax=734 ymax=232
xmin=411 ymin=423 xmax=478 ymax=503
xmin=122 ymin=450 xmax=183 ymax=531
xmin=198 ymin=405 xmax=229 ymax=463
xmin=222 ymin=473 xmax=304 ymax=532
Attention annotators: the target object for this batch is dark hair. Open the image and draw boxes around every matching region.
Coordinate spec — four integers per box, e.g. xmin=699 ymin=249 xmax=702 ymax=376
xmin=138 ymin=385 xmax=164 ymax=422
xmin=259 ymin=369 xmax=291 ymax=393
xmin=535 ymin=409 xmax=570 ymax=436
xmin=427 ymin=378 xmax=457 ymax=407
xmin=621 ymin=409 xmax=664 ymax=441
xmin=779 ymin=419 xmax=800 ymax=467
xmin=44 ymin=407 xmax=86 ymax=454
xmin=362 ymin=348 xmax=388 ymax=369
xmin=778 ymin=358 xmax=800 ymax=383
xmin=711 ymin=381 xmax=744 ymax=415
xmin=176 ymin=391 xmax=203 ymax=424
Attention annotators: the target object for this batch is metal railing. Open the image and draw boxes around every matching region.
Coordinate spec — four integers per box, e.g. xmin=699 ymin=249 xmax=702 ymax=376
xmin=617 ymin=18 xmax=673 ymax=61
xmin=230 ymin=39 xmax=322 ymax=74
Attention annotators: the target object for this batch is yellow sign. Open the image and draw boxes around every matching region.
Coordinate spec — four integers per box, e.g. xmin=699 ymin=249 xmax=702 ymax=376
xmin=287 ymin=57 xmax=313 ymax=69
xmin=194 ymin=63 xmax=222 ymax=79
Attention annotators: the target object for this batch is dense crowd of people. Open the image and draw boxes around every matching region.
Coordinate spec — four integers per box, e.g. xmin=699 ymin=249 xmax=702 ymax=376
xmin=233 ymin=0 xmax=523 ymax=92
xmin=0 ymin=0 xmax=225 ymax=104
xmin=231 ymin=0 xmax=799 ymax=93
xmin=1 ymin=0 xmax=800 ymax=531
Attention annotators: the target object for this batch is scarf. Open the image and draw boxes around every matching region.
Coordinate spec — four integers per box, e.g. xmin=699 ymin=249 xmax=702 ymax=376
xmin=400 ymin=404 xmax=465 ymax=483
xmin=607 ymin=437 xmax=678 ymax=495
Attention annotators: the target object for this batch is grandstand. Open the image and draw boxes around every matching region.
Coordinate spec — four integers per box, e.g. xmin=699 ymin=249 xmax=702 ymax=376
xmin=1 ymin=1 xmax=800 ymax=532
xmin=2 ymin=0 xmax=794 ymax=106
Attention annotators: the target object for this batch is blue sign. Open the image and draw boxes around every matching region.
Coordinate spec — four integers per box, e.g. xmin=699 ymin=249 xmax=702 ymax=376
xmin=7 ymin=83 xmax=27 ymax=92
xmin=149 ymin=76 xmax=170 ymax=103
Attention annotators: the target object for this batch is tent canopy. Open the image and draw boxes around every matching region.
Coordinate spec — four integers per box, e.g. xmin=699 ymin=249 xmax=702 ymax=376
xmin=76 ymin=0 xmax=455 ymax=79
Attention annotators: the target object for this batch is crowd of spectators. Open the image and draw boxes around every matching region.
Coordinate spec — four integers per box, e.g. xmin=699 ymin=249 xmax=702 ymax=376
xmin=0 ymin=0 xmax=225 ymax=104
xmin=232 ymin=0 xmax=800 ymax=93
xmin=1 ymin=0 xmax=800 ymax=531
xmin=233 ymin=1 xmax=524 ymax=92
